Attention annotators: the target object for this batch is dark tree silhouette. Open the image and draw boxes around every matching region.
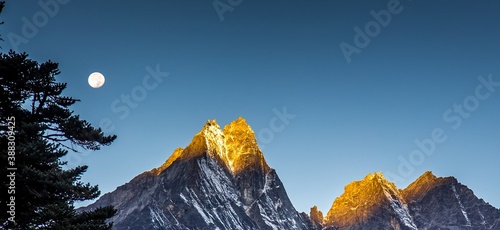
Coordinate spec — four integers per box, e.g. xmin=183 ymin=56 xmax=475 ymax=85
xmin=0 ymin=2 xmax=117 ymax=229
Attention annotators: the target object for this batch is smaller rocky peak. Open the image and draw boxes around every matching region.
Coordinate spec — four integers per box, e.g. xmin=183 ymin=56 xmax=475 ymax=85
xmin=324 ymin=172 xmax=412 ymax=228
xmin=309 ymin=205 xmax=324 ymax=227
xmin=421 ymin=171 xmax=437 ymax=180
xmin=403 ymin=171 xmax=458 ymax=203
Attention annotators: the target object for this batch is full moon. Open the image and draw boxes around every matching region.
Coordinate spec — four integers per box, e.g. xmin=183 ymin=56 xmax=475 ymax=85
xmin=88 ymin=72 xmax=105 ymax=88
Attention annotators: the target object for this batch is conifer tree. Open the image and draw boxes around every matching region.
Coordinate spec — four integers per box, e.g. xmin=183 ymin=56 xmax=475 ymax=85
xmin=0 ymin=2 xmax=117 ymax=228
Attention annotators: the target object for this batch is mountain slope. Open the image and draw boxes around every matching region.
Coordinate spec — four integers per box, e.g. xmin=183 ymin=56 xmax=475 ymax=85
xmin=320 ymin=172 xmax=500 ymax=230
xmin=81 ymin=118 xmax=314 ymax=229
xmin=403 ymin=171 xmax=500 ymax=230
xmin=323 ymin=172 xmax=418 ymax=230
xmin=80 ymin=117 xmax=500 ymax=230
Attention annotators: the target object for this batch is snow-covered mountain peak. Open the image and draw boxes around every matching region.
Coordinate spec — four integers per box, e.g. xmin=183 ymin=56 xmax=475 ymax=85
xmin=81 ymin=117 xmax=313 ymax=229
xmin=181 ymin=119 xmax=226 ymax=161
xmin=158 ymin=118 xmax=269 ymax=175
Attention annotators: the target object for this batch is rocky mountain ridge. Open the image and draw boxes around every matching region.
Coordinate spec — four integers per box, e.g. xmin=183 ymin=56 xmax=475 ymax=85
xmin=317 ymin=171 xmax=500 ymax=230
xmin=81 ymin=117 xmax=313 ymax=229
xmin=81 ymin=117 xmax=500 ymax=230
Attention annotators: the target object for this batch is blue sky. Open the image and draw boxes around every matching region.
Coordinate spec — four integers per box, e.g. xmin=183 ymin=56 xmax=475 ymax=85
xmin=2 ymin=0 xmax=500 ymax=213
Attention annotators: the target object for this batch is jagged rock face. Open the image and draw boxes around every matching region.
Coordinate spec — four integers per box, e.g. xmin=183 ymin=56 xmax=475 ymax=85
xmin=81 ymin=118 xmax=313 ymax=230
xmin=324 ymin=172 xmax=418 ymax=230
xmin=79 ymin=117 xmax=500 ymax=230
xmin=310 ymin=205 xmax=324 ymax=228
xmin=403 ymin=172 xmax=500 ymax=230
xmin=180 ymin=118 xmax=270 ymax=175
xmin=321 ymin=171 xmax=500 ymax=230
xmin=224 ymin=117 xmax=270 ymax=175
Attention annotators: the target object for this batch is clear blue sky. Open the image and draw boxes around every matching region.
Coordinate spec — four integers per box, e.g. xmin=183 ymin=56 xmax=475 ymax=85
xmin=2 ymin=0 xmax=500 ymax=213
